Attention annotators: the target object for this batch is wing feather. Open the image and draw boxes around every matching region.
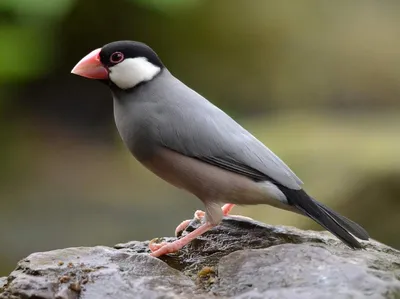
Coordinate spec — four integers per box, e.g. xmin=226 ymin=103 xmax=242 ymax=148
xmin=155 ymin=77 xmax=303 ymax=190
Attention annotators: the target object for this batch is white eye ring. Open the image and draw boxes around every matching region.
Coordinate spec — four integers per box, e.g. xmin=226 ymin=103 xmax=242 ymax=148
xmin=110 ymin=52 xmax=124 ymax=64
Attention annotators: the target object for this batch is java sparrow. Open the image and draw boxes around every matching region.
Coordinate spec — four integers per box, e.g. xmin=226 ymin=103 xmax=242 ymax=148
xmin=71 ymin=41 xmax=369 ymax=257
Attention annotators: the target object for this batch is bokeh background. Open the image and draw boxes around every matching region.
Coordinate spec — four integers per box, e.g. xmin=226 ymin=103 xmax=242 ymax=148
xmin=1 ymin=0 xmax=399 ymax=276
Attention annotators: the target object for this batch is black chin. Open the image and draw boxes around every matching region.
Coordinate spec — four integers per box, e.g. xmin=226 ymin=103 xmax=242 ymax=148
xmin=96 ymin=79 xmax=110 ymax=86
xmin=95 ymin=79 xmax=122 ymax=92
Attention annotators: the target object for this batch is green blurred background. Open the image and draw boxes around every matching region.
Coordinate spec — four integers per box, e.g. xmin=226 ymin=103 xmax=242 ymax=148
xmin=1 ymin=0 xmax=399 ymax=275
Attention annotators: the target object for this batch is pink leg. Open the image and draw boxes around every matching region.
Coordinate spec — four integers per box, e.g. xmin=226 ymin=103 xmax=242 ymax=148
xmin=174 ymin=220 xmax=191 ymax=236
xmin=221 ymin=203 xmax=235 ymax=215
xmin=173 ymin=204 xmax=254 ymax=237
xmin=150 ymin=222 xmax=214 ymax=257
xmin=174 ymin=205 xmax=233 ymax=236
xmin=150 ymin=204 xmax=254 ymax=257
xmin=174 ymin=210 xmax=205 ymax=236
xmin=223 ymin=203 xmax=253 ymax=221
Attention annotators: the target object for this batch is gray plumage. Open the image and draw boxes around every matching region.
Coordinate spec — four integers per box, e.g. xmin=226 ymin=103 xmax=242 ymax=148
xmin=113 ymin=69 xmax=302 ymax=189
xmin=72 ymin=40 xmax=369 ymax=250
xmin=112 ymin=70 xmax=368 ymax=248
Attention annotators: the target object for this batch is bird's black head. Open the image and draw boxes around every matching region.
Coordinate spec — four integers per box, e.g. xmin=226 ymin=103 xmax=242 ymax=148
xmin=99 ymin=41 xmax=164 ymax=69
xmin=71 ymin=40 xmax=164 ymax=90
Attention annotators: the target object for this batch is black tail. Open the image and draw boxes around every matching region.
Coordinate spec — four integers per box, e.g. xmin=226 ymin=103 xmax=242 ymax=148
xmin=281 ymin=187 xmax=369 ymax=249
xmin=313 ymin=200 xmax=369 ymax=240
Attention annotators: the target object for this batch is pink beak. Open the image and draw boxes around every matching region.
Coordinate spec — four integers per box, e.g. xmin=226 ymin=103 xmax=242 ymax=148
xmin=71 ymin=48 xmax=109 ymax=79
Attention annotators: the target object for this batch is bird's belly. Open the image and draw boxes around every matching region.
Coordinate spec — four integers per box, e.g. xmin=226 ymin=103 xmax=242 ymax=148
xmin=141 ymin=147 xmax=287 ymax=208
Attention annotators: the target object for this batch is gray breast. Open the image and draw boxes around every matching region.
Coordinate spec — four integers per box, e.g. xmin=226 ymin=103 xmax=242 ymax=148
xmin=111 ymin=70 xmax=188 ymax=161
xmin=112 ymin=86 xmax=161 ymax=162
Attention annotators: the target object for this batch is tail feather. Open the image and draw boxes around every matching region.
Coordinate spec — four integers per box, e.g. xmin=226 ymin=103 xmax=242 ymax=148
xmin=313 ymin=200 xmax=369 ymax=240
xmin=281 ymin=188 xmax=368 ymax=249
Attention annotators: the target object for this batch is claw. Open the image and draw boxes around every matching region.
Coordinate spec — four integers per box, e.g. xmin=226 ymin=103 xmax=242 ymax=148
xmin=149 ymin=238 xmax=168 ymax=252
xmin=194 ymin=210 xmax=205 ymax=220
xmin=150 ymin=242 xmax=180 ymax=257
xmin=174 ymin=209 xmax=206 ymax=237
xmin=153 ymin=204 xmax=241 ymax=257
xmin=150 ymin=222 xmax=214 ymax=258
xmin=174 ymin=220 xmax=191 ymax=237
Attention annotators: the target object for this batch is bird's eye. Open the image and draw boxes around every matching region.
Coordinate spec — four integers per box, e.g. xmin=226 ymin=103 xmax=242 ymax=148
xmin=110 ymin=52 xmax=124 ymax=64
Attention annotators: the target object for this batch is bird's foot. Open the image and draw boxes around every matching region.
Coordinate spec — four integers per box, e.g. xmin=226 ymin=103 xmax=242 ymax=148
xmin=148 ymin=240 xmax=169 ymax=252
xmin=174 ymin=209 xmax=205 ymax=236
xmin=150 ymin=222 xmax=214 ymax=257
xmin=174 ymin=205 xmax=233 ymax=236
xmin=150 ymin=204 xmax=255 ymax=257
xmin=174 ymin=204 xmax=252 ymax=236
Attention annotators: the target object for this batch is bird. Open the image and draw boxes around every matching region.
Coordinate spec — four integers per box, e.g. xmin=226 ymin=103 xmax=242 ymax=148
xmin=71 ymin=40 xmax=369 ymax=257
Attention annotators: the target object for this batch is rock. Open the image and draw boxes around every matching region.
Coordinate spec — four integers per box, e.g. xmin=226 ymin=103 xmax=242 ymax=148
xmin=1 ymin=217 xmax=399 ymax=299
xmin=214 ymin=245 xmax=400 ymax=299
xmin=0 ymin=279 xmax=5 ymax=290
xmin=0 ymin=247 xmax=197 ymax=299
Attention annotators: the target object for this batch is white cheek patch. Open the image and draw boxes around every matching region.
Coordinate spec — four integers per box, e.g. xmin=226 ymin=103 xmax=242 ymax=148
xmin=108 ymin=57 xmax=161 ymax=89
